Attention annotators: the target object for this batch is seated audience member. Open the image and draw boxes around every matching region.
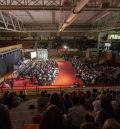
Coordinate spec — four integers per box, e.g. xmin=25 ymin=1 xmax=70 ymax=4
xmin=8 ymin=92 xmax=21 ymax=108
xmin=95 ymin=97 xmax=114 ymax=125
xmin=37 ymin=91 xmax=49 ymax=111
xmin=92 ymin=96 xmax=101 ymax=112
xmin=103 ymin=118 xmax=120 ymax=129
xmin=68 ymin=96 xmax=86 ymax=129
xmin=63 ymin=93 xmax=73 ymax=109
xmin=0 ymin=103 xmax=13 ymax=129
xmin=111 ymin=96 xmax=120 ymax=122
xmin=80 ymin=122 xmax=96 ymax=129
xmin=39 ymin=105 xmax=65 ymax=129
xmin=46 ymin=93 xmax=65 ymax=113
xmin=19 ymin=91 xmax=26 ymax=100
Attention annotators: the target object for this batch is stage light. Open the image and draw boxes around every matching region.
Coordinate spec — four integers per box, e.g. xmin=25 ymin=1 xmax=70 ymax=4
xmin=63 ymin=45 xmax=68 ymax=49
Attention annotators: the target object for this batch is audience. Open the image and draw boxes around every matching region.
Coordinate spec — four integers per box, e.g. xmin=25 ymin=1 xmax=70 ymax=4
xmin=38 ymin=89 xmax=120 ymax=129
xmin=70 ymin=56 xmax=120 ymax=86
xmin=17 ymin=59 xmax=59 ymax=85
xmin=0 ymin=83 xmax=120 ymax=129
xmin=1 ymin=54 xmax=120 ymax=129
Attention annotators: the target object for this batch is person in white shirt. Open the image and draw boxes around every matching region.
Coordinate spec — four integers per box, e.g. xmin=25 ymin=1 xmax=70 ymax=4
xmin=92 ymin=96 xmax=101 ymax=112
xmin=68 ymin=97 xmax=86 ymax=129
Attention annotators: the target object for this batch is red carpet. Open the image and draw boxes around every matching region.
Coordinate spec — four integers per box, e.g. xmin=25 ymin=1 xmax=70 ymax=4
xmin=11 ymin=61 xmax=84 ymax=90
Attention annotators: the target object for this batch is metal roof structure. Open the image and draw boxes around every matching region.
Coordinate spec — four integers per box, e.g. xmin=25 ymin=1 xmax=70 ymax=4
xmin=0 ymin=0 xmax=119 ymax=33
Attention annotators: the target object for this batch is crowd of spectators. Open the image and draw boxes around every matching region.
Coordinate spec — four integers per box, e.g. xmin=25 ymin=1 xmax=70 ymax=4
xmin=37 ymin=89 xmax=120 ymax=129
xmin=0 ymin=91 xmax=27 ymax=109
xmin=0 ymin=88 xmax=120 ymax=129
xmin=0 ymin=90 xmax=28 ymax=129
xmin=71 ymin=57 xmax=120 ymax=86
xmin=17 ymin=59 xmax=59 ymax=85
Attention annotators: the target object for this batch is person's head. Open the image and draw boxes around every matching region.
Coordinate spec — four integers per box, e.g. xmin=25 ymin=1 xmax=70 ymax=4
xmin=72 ymin=96 xmax=79 ymax=106
xmin=40 ymin=105 xmax=64 ymax=129
xmin=4 ymin=91 xmax=9 ymax=97
xmin=41 ymin=91 xmax=45 ymax=97
xmin=103 ymin=118 xmax=120 ymax=129
xmin=64 ymin=93 xmax=71 ymax=100
xmin=80 ymin=122 xmax=96 ymax=129
xmin=20 ymin=91 xmax=23 ymax=95
xmin=101 ymin=97 xmax=112 ymax=110
xmin=49 ymin=93 xmax=64 ymax=110
xmin=0 ymin=104 xmax=12 ymax=129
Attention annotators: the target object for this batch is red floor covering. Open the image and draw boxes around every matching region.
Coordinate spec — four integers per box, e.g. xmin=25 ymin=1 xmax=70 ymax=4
xmin=11 ymin=61 xmax=84 ymax=90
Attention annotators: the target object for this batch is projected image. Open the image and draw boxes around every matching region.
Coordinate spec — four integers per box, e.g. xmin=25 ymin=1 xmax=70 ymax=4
xmin=31 ymin=51 xmax=37 ymax=59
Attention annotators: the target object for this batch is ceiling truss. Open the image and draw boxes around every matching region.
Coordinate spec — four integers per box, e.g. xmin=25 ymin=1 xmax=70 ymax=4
xmin=0 ymin=0 xmax=75 ymax=10
xmin=0 ymin=0 xmax=119 ymax=10
xmin=93 ymin=14 xmax=120 ymax=29
xmin=0 ymin=0 xmax=119 ymax=33
xmin=0 ymin=11 xmax=25 ymax=31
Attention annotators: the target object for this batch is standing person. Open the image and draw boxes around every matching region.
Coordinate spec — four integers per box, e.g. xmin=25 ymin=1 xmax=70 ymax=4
xmin=23 ymin=79 xmax=27 ymax=90
xmin=4 ymin=80 xmax=10 ymax=89
xmin=9 ymin=78 xmax=14 ymax=89
xmin=0 ymin=82 xmax=3 ymax=93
